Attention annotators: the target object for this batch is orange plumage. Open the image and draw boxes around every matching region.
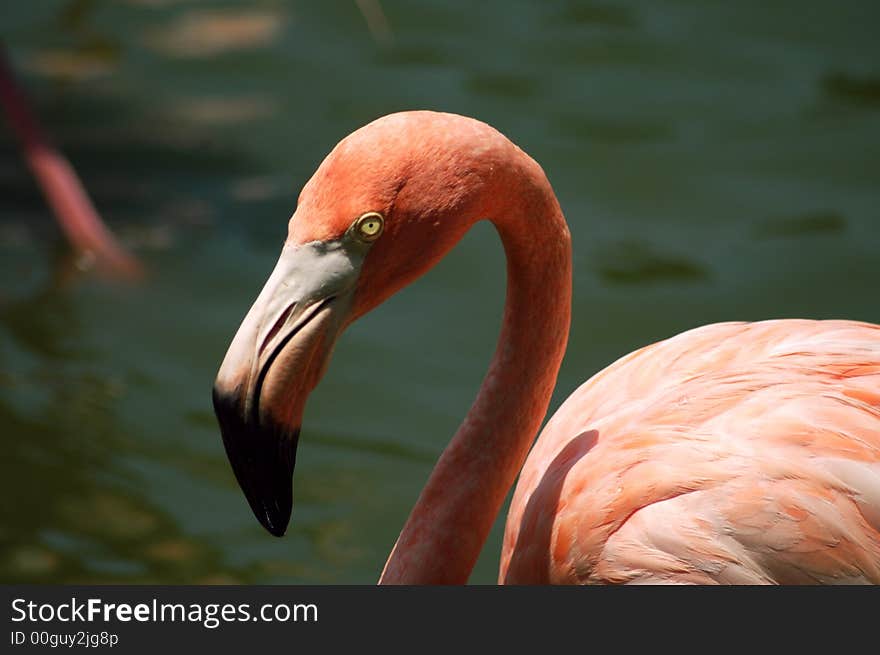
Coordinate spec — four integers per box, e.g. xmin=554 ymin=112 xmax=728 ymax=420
xmin=503 ymin=320 xmax=880 ymax=584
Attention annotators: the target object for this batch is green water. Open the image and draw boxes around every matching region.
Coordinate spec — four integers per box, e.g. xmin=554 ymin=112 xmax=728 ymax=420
xmin=1 ymin=0 xmax=878 ymax=584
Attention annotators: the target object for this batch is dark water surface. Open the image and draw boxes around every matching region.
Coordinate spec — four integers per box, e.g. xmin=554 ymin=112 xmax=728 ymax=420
xmin=1 ymin=1 xmax=878 ymax=583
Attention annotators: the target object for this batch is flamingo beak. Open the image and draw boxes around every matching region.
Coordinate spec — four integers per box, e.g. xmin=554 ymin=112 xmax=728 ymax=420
xmin=212 ymin=240 xmax=363 ymax=536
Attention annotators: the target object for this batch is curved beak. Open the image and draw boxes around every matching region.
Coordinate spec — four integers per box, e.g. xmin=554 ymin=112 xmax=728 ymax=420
xmin=212 ymin=240 xmax=359 ymax=536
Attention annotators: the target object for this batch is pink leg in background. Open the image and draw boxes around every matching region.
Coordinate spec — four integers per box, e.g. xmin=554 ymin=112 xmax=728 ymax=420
xmin=0 ymin=45 xmax=142 ymax=279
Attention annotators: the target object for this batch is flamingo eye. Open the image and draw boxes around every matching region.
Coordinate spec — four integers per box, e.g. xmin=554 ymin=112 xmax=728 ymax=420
xmin=354 ymin=212 xmax=384 ymax=242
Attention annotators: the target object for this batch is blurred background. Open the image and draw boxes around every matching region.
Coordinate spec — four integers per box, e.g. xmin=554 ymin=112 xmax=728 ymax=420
xmin=1 ymin=0 xmax=878 ymax=584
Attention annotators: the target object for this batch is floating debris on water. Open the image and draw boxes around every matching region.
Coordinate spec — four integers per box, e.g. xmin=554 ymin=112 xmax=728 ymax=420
xmin=753 ymin=211 xmax=846 ymax=239
xmin=144 ymin=10 xmax=285 ymax=58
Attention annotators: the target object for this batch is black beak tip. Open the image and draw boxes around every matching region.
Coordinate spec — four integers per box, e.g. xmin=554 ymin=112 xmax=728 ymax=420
xmin=212 ymin=385 xmax=299 ymax=538
xmin=261 ymin=514 xmax=288 ymax=538
xmin=257 ymin=504 xmax=291 ymax=538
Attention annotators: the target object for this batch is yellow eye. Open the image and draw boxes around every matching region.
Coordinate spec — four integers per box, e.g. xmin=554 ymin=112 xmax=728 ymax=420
xmin=354 ymin=212 xmax=384 ymax=241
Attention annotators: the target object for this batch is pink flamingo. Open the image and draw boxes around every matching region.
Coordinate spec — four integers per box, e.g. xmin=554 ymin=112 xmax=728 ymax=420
xmin=213 ymin=111 xmax=880 ymax=584
xmin=0 ymin=47 xmax=140 ymax=278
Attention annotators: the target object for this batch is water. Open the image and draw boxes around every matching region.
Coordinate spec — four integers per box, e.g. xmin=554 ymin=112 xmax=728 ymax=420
xmin=1 ymin=0 xmax=878 ymax=584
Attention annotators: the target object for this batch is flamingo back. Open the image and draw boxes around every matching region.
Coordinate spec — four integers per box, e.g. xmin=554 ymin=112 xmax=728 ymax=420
xmin=501 ymin=319 xmax=880 ymax=584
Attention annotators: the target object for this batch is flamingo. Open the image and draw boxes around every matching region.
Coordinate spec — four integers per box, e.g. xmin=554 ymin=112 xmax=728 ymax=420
xmin=213 ymin=111 xmax=880 ymax=584
xmin=0 ymin=46 xmax=140 ymax=278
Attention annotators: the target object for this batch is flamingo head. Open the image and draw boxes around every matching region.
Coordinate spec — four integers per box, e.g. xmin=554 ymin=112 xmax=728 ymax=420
xmin=212 ymin=111 xmax=522 ymax=536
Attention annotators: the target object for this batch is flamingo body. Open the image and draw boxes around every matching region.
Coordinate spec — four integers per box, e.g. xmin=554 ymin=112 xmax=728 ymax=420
xmin=503 ymin=319 xmax=880 ymax=584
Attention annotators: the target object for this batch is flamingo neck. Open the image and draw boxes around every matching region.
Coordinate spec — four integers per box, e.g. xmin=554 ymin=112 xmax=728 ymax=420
xmin=379 ymin=181 xmax=572 ymax=584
